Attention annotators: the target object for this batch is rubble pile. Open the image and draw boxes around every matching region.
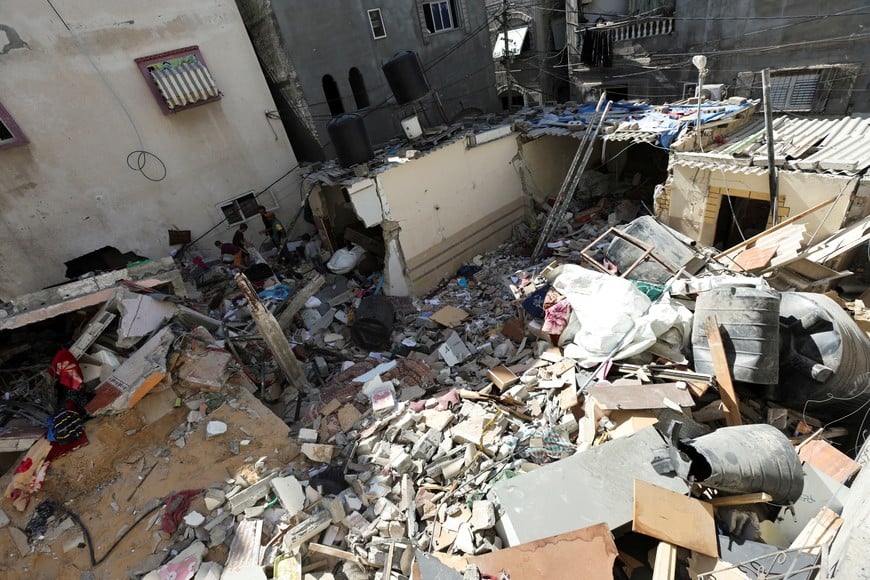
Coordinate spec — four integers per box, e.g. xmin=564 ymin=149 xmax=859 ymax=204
xmin=0 ymin=209 xmax=868 ymax=579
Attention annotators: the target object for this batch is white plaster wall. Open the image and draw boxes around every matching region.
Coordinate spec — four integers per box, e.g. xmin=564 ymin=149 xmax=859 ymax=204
xmin=0 ymin=0 xmax=299 ymax=299
xmin=667 ymin=166 xmax=857 ymax=246
xmin=666 ymin=166 xmax=710 ymax=240
xmin=373 ymin=135 xmax=525 ymax=262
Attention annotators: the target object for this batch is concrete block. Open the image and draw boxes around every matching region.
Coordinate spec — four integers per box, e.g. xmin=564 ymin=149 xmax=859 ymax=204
xmin=438 ymin=332 xmax=472 ymax=367
xmin=228 ymin=473 xmax=277 ymax=515
xmin=271 ymin=476 xmax=306 ymax=518
xmin=471 ymin=500 xmax=496 ymax=531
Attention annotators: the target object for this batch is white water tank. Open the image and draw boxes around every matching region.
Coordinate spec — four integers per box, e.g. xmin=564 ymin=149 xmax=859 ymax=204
xmin=401 ymin=115 xmax=423 ymax=140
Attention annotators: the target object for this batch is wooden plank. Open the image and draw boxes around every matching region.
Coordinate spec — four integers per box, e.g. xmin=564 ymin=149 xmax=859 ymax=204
xmin=586 ymin=383 xmax=696 ymax=411
xmin=651 ymin=542 xmax=677 ymax=580
xmin=704 ymin=316 xmax=743 ymax=427
xmin=730 ymin=247 xmax=777 ymax=272
xmin=799 ymin=440 xmax=861 ymax=484
xmin=788 ymin=506 xmax=843 ymax=555
xmin=610 ymin=417 xmax=658 ymax=440
xmin=709 ymin=492 xmax=773 ymax=507
xmin=308 ymin=543 xmax=360 ymax=563
xmin=469 ymin=522 xmax=618 ymax=580
xmin=224 ymin=518 xmax=264 ymax=572
xmin=558 ymin=385 xmax=579 ymax=410
xmin=632 ymin=480 xmax=718 ymax=558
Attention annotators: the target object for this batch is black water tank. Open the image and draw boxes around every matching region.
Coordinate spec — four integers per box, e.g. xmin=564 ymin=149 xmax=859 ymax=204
xmin=351 ymin=296 xmax=395 ymax=349
xmin=327 ymin=114 xmax=373 ymax=168
xmin=382 ymin=51 xmax=430 ymax=105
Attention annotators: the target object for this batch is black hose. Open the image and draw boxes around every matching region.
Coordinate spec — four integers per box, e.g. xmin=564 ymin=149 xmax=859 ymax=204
xmin=59 ymin=500 xmax=163 ymax=567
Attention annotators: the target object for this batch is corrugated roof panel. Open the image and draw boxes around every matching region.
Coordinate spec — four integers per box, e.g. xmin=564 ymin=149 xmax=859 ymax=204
xmin=151 ymin=60 xmax=218 ymax=110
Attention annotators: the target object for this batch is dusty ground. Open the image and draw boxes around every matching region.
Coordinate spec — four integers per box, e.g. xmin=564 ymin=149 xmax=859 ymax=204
xmin=0 ymin=377 xmax=298 ymax=580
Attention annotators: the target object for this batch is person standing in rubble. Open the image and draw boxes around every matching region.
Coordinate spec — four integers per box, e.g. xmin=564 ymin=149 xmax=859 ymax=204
xmin=258 ymin=205 xmax=290 ymax=264
xmin=232 ymin=223 xmax=252 ymax=266
xmin=301 ymin=233 xmax=328 ymax=274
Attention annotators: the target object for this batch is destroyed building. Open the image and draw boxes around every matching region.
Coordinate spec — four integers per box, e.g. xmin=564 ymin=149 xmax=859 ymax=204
xmin=1 ymin=2 xmax=870 ymax=580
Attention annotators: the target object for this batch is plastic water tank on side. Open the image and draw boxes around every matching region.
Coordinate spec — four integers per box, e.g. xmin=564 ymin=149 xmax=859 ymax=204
xmin=327 ymin=113 xmax=374 ymax=168
xmin=382 ymin=51 xmax=430 ymax=105
xmin=691 ymin=285 xmax=781 ymax=385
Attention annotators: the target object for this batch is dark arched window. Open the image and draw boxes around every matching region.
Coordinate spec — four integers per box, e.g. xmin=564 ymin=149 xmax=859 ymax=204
xmin=348 ymin=67 xmax=370 ymax=109
xmin=322 ymin=74 xmax=344 ymax=116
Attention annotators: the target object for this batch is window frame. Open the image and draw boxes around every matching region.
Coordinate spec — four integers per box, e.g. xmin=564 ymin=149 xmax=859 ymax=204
xmin=769 ymin=72 xmax=821 ymax=112
xmin=422 ymin=0 xmax=460 ymax=34
xmin=217 ymin=190 xmax=278 ymax=227
xmin=135 ymin=46 xmax=221 ymax=115
xmin=367 ymin=8 xmax=387 ymax=39
xmin=0 ymin=102 xmax=28 ymax=151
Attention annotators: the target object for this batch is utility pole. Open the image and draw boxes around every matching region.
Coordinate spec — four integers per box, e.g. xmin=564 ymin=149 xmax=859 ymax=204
xmin=502 ymin=0 xmax=513 ymax=111
xmin=761 ymin=68 xmax=779 ymax=226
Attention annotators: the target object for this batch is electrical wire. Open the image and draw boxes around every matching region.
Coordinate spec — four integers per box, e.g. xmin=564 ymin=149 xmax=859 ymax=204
xmin=45 ymin=0 xmax=167 ymax=182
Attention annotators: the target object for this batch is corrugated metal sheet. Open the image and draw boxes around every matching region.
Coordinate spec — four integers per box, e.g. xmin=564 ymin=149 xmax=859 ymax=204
xmin=150 ymin=61 xmax=218 ymax=109
xmin=677 ymin=115 xmax=870 ymax=175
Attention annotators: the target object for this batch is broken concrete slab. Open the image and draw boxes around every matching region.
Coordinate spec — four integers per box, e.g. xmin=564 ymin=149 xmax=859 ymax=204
xmin=491 ymin=426 xmax=689 ymax=546
xmin=228 ymin=473 xmax=277 ymax=515
xmin=116 ymin=291 xmax=177 ymax=349
xmin=177 ymin=348 xmax=233 ymax=392
xmin=85 ymin=326 xmax=175 ymax=415
xmin=0 ymin=256 xmax=184 ymax=331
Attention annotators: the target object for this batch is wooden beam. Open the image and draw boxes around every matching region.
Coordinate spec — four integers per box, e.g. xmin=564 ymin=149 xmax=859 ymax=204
xmin=276 ymin=273 xmax=325 ymax=330
xmin=704 ymin=315 xmax=743 ymax=427
xmin=709 ymin=492 xmax=773 ymax=507
xmin=788 ymin=506 xmax=843 ymax=555
xmin=308 ymin=543 xmax=360 ymax=563
xmin=236 ymin=273 xmax=310 ymax=392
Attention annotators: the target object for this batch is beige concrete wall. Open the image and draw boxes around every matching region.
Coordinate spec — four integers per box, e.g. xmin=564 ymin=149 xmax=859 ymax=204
xmin=666 ymin=166 xmax=856 ymax=247
xmin=517 ymin=136 xmax=581 ymax=204
xmin=0 ymin=0 xmax=298 ymax=299
xmin=372 ymin=135 xmax=527 ymax=295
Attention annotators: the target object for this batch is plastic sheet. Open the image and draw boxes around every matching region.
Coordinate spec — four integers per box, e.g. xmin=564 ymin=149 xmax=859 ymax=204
xmin=546 ymin=264 xmax=691 ymax=366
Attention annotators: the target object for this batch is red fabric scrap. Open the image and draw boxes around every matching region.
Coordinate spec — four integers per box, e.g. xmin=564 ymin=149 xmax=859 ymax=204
xmin=49 ymin=349 xmax=84 ymax=390
xmin=161 ymin=489 xmax=202 ymax=534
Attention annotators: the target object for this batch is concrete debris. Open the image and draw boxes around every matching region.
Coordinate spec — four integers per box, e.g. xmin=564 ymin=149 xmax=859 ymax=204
xmin=0 ymin=198 xmax=867 ymax=580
